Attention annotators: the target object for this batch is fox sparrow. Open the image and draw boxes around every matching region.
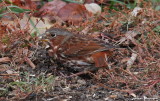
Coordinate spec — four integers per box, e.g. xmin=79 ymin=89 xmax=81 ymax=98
xmin=42 ymin=28 xmax=115 ymax=72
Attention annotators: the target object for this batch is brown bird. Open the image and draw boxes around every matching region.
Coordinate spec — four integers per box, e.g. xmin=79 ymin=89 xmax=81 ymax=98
xmin=42 ymin=28 xmax=116 ymax=72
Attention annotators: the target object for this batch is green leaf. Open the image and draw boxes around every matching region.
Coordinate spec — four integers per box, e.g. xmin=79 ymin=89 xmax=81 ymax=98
xmin=62 ymin=0 xmax=84 ymax=4
xmin=1 ymin=35 xmax=10 ymax=44
xmin=0 ymin=12 xmax=9 ymax=17
xmin=7 ymin=5 xmax=30 ymax=13
xmin=110 ymin=0 xmax=125 ymax=5
xmin=0 ymin=7 xmax=7 ymax=13
xmin=153 ymin=26 xmax=160 ymax=33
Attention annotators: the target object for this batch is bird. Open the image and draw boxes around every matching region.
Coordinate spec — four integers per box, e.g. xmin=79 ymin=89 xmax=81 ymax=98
xmin=41 ymin=28 xmax=116 ymax=72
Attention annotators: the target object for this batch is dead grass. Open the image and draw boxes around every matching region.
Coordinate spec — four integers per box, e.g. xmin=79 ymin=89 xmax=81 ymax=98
xmin=0 ymin=1 xmax=159 ymax=100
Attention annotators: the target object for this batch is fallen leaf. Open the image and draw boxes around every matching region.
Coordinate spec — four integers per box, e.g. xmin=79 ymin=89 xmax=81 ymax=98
xmin=85 ymin=3 xmax=101 ymax=15
xmin=38 ymin=0 xmax=67 ymax=16
xmin=12 ymin=0 xmax=37 ymax=10
xmin=57 ymin=3 xmax=89 ymax=25
xmin=131 ymin=7 xmax=142 ymax=17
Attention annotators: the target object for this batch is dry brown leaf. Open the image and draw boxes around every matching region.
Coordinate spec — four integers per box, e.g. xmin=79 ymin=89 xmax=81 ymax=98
xmin=57 ymin=3 xmax=89 ymax=25
xmin=38 ymin=0 xmax=67 ymax=16
xmin=12 ymin=0 xmax=37 ymax=10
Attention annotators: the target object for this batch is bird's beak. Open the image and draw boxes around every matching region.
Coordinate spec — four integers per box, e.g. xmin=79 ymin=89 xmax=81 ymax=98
xmin=40 ymin=39 xmax=50 ymax=43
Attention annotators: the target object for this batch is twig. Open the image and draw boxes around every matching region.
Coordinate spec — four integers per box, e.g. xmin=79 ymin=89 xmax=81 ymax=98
xmin=0 ymin=73 xmax=19 ymax=76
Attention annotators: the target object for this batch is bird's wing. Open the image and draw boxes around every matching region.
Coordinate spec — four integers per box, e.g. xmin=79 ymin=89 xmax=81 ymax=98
xmin=60 ymin=36 xmax=114 ymax=57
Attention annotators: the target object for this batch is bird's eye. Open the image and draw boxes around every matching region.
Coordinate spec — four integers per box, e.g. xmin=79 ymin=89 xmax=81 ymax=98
xmin=51 ymin=33 xmax=56 ymax=37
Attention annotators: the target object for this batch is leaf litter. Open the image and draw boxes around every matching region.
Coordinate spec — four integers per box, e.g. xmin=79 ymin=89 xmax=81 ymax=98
xmin=0 ymin=0 xmax=160 ymax=100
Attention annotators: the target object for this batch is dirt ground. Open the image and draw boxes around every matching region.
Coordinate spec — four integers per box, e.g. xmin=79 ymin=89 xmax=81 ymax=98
xmin=0 ymin=1 xmax=160 ymax=101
